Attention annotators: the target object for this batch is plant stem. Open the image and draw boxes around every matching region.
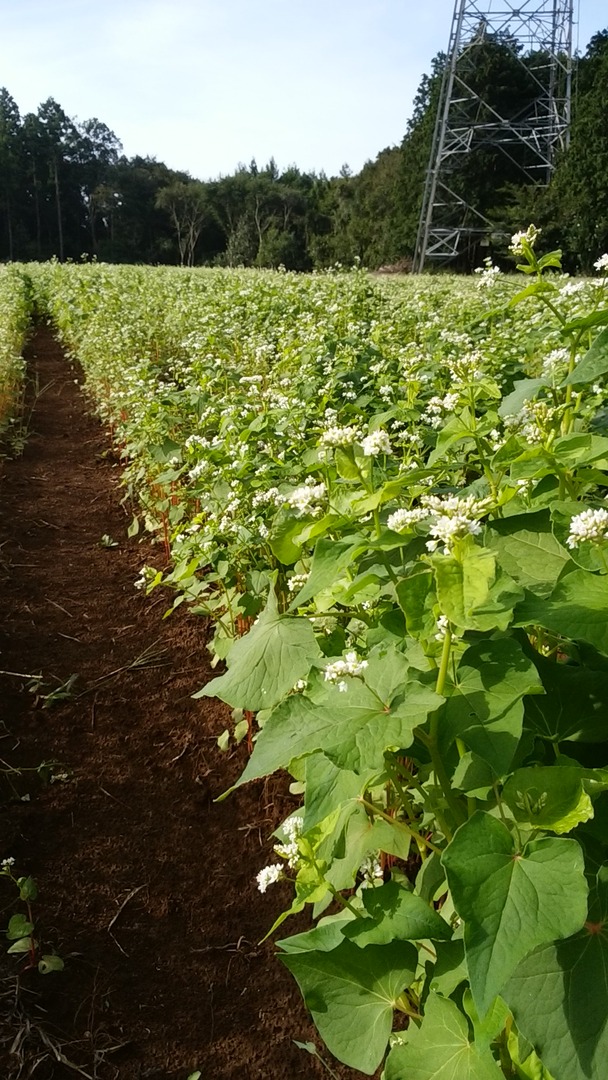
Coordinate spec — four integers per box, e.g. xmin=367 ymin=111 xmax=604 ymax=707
xmin=358 ymin=797 xmax=442 ymax=854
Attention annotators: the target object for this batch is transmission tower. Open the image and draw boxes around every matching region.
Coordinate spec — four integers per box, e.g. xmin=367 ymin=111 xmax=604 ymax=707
xmin=413 ymin=1 xmax=574 ymax=272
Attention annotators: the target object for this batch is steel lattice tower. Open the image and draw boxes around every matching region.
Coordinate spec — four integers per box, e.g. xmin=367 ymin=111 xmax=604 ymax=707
xmin=413 ymin=1 xmax=574 ymax=272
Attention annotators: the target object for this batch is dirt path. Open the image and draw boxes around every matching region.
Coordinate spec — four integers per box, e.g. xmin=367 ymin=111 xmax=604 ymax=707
xmin=0 ymin=328 xmax=351 ymax=1080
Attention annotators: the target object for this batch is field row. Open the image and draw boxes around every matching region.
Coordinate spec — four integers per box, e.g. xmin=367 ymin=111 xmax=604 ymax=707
xmin=10 ymin=245 xmax=608 ymax=1077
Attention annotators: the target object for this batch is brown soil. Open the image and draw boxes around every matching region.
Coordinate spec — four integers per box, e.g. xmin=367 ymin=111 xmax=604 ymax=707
xmin=0 ymin=327 xmax=356 ymax=1080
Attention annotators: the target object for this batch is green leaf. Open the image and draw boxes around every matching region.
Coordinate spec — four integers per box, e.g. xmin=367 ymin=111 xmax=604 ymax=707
xmin=343 ymin=880 xmax=452 ymax=947
xmin=562 ymin=327 xmax=608 ymax=386
xmin=234 ymin=654 xmax=441 ymax=784
xmin=498 ymin=378 xmax=548 ymax=418
xmin=487 ymin=512 xmax=570 ymax=598
xmin=196 ymin=586 xmax=321 ymax=710
xmin=289 ymin=534 xmax=366 ymax=609
xmin=428 ymin=414 xmax=476 ymax=466
xmin=452 ymin=753 xmax=495 ymax=799
xmin=6 ymin=914 xmax=34 ymax=941
xmin=17 ymin=876 xmax=38 ymax=902
xmin=523 ymin=647 xmax=608 ymax=743
xmin=303 ymin=753 xmax=370 ymax=832
xmin=38 ymin=954 xmax=64 ymax=974
xmin=564 ymin=308 xmax=608 ymax=332
xmin=321 ymin=806 xmax=411 ymax=891
xmin=506 ymin=1028 xmax=554 ymax=1080
xmin=268 ymin=508 xmax=308 ymax=564
xmin=514 ymin=570 xmax=608 ymax=656
xmin=7 ymin=937 xmax=32 ymax=954
xmin=335 ymin=445 xmax=362 ymax=481
xmin=280 ymin=939 xmax=417 ymax=1074
xmin=551 ymin=433 xmax=608 ymax=469
xmin=504 ymin=863 xmax=608 ymax=1080
xmin=442 ymin=812 xmax=588 ymax=1016
xmin=277 ymin=914 xmax=353 ymax=955
xmin=396 ymin=568 xmax=436 ymax=640
xmin=427 ymin=939 xmax=468 ymax=998
xmin=463 ymin=989 xmax=510 ymax=1051
xmin=442 ymin=638 xmax=543 ymax=776
xmin=432 ymin=544 xmax=495 ymax=631
xmin=432 ymin=542 xmax=522 ymax=632
xmin=384 ymin=992 xmax=500 ymax=1080
xmin=502 ymin=766 xmax=595 ymax=834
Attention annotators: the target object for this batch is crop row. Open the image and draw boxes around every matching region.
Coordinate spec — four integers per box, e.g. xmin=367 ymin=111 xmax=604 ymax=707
xmin=0 ymin=266 xmax=33 ymax=452
xmin=26 ymin=242 xmax=608 ymax=1078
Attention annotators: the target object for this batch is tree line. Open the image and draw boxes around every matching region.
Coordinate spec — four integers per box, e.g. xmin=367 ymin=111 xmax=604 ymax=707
xmin=0 ymin=26 xmax=606 ymax=271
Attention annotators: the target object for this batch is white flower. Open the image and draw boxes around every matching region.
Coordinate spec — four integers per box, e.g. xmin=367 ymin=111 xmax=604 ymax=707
xmin=324 ymin=651 xmax=369 ymax=685
xmin=421 ymin=494 xmax=485 ymax=554
xmin=286 ymin=481 xmax=326 ymax=516
xmin=188 ymin=461 xmax=209 ymax=481
xmin=387 ymin=507 xmax=428 ymax=532
xmin=560 ymin=280 xmax=587 ymax=297
xmin=252 ymin=487 xmax=282 ymax=508
xmin=320 ymin=424 xmax=360 ymax=448
xmin=566 ymin=507 xmax=608 ymax=548
xmin=541 ymin=348 xmax=570 ymax=381
xmin=594 ymin=254 xmax=608 ymax=273
xmin=474 ymin=259 xmax=501 ymax=288
xmin=288 ymin=572 xmax=309 ymax=593
xmin=256 ymin=863 xmax=284 ymax=893
xmin=359 ymin=854 xmax=383 ymax=887
xmin=361 ymin=429 xmax=392 ymax=456
xmin=1 ymin=857 xmax=15 ymax=872
xmin=509 ymin=224 xmax=541 ymax=256
xmin=274 ymin=816 xmax=304 ymax=869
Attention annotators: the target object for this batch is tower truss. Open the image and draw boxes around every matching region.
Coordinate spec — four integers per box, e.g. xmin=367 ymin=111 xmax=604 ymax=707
xmin=413 ymin=1 xmax=574 ymax=272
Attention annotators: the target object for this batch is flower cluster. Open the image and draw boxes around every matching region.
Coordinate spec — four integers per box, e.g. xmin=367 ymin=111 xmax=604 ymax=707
xmin=509 ymin=224 xmax=541 ymax=256
xmin=474 ymin=259 xmax=501 ymax=288
xmin=319 ymin=424 xmax=360 ymax=448
xmin=361 ymin=429 xmax=392 ymax=456
xmin=387 ymin=507 xmax=428 ymax=532
xmin=594 ymin=254 xmax=608 ymax=273
xmin=286 ymin=480 xmax=326 ymax=516
xmin=423 ymin=393 xmax=460 ymax=428
xmin=256 ymin=816 xmax=305 ymax=893
xmin=541 ymin=348 xmax=570 ymax=383
xmin=566 ymin=507 xmax=608 ymax=548
xmin=256 ymin=863 xmax=284 ymax=893
xmin=273 ymin=816 xmax=304 ymax=869
xmin=422 ymin=494 xmax=484 ymax=554
xmin=359 ymin=854 xmax=384 ymax=887
xmin=288 ymin=572 xmax=309 ymax=593
xmin=324 ymin=650 xmax=369 ymax=692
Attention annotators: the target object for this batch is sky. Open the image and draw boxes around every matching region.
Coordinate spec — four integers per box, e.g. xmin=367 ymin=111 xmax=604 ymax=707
xmin=1 ymin=1 xmax=605 ymax=181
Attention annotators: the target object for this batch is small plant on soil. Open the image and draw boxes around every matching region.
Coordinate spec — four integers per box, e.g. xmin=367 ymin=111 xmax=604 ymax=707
xmin=1 ymin=860 xmax=63 ymax=975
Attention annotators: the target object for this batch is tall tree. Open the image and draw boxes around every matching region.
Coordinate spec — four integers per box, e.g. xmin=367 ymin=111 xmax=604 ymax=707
xmin=0 ymin=89 xmax=21 ymax=260
xmin=76 ymin=118 xmax=122 ymax=253
xmin=156 ymin=179 xmax=209 ymax=266
xmin=36 ymin=98 xmax=79 ymax=260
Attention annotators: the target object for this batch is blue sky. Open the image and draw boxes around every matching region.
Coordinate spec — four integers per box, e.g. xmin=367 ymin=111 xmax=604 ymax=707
xmin=1 ymin=1 xmax=605 ymax=180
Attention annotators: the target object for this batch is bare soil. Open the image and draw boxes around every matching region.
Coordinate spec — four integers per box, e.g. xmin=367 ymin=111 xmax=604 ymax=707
xmin=0 ymin=327 xmax=355 ymax=1080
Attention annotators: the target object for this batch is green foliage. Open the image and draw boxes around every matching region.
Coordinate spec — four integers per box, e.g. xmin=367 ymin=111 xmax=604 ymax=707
xmin=31 ymin=234 xmax=608 ymax=1078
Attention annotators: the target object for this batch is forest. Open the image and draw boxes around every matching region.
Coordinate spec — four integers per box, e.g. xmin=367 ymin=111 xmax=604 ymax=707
xmin=0 ymin=26 xmax=606 ymax=272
